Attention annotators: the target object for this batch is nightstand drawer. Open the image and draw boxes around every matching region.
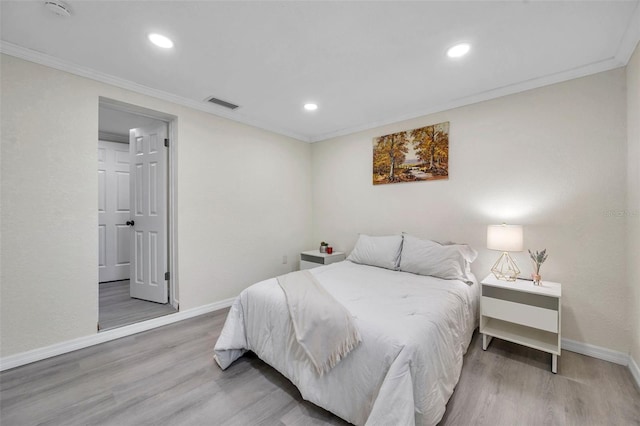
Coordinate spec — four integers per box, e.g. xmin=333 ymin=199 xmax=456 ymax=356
xmin=300 ymin=253 xmax=344 ymax=264
xmin=299 ymin=250 xmax=346 ymax=270
xmin=482 ymin=296 xmax=558 ymax=333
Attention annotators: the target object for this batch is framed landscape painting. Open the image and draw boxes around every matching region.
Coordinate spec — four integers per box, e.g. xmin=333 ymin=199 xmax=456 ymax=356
xmin=372 ymin=121 xmax=449 ymax=185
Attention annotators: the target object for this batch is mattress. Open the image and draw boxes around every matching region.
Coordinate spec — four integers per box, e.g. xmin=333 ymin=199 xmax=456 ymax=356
xmin=214 ymin=260 xmax=479 ymax=426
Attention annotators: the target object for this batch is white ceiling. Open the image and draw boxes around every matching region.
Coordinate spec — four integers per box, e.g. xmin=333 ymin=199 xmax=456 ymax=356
xmin=2 ymin=1 xmax=639 ymax=142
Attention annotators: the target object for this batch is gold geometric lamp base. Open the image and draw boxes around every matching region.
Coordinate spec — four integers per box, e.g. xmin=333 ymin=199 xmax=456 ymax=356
xmin=491 ymin=251 xmax=520 ymax=282
xmin=487 ymin=224 xmax=524 ymax=282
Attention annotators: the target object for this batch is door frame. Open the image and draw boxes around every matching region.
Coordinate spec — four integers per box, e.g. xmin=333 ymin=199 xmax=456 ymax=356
xmin=99 ymin=97 xmax=179 ymax=309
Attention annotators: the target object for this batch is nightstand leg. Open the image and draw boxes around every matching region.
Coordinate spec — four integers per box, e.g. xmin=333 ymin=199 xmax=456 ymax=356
xmin=552 ymin=354 xmax=558 ymax=374
xmin=482 ymin=334 xmax=492 ymax=350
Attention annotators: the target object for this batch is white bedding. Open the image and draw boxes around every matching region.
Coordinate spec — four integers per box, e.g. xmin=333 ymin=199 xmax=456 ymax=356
xmin=214 ymin=261 xmax=479 ymax=426
xmin=277 ymin=269 xmax=361 ymax=375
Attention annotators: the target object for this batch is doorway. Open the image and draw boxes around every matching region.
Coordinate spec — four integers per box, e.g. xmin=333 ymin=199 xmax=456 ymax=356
xmin=98 ymin=99 xmax=177 ymax=331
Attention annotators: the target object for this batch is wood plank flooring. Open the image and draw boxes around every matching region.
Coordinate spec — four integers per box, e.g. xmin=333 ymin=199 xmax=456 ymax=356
xmin=1 ymin=308 xmax=639 ymax=425
xmin=99 ymin=280 xmax=176 ymax=331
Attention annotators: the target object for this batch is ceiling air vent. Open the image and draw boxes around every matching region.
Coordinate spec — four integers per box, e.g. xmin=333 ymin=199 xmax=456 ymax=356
xmin=205 ymin=96 xmax=240 ymax=110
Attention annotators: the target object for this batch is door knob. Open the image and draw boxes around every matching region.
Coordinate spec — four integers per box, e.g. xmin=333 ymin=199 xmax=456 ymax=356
xmin=126 ymin=220 xmax=135 ymax=226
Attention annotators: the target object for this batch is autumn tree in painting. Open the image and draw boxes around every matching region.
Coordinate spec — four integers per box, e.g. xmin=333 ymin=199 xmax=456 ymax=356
xmin=411 ymin=122 xmax=449 ymax=172
xmin=372 ymin=131 xmax=410 ymax=182
xmin=372 ymin=121 xmax=449 ymax=185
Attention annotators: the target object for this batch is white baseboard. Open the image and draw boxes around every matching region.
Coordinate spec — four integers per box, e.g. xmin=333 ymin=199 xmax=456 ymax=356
xmin=630 ymin=355 xmax=640 ymax=390
xmin=561 ymin=338 xmax=640 ymax=389
xmin=561 ymin=338 xmax=629 ymax=365
xmin=3 ymin=305 xmax=639 ymax=391
xmin=0 ymin=297 xmax=235 ymax=372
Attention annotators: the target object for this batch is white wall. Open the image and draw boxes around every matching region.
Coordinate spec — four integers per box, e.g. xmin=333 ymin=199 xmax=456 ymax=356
xmin=1 ymin=52 xmax=635 ymax=360
xmin=0 ymin=55 xmax=313 ymax=357
xmin=627 ymin=42 xmax=640 ymax=365
xmin=177 ymin=107 xmax=312 ymax=308
xmin=311 ymin=68 xmax=630 ymax=352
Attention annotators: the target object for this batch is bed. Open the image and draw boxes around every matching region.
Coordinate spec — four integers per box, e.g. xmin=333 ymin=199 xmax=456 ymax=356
xmin=214 ymin=235 xmax=479 ymax=426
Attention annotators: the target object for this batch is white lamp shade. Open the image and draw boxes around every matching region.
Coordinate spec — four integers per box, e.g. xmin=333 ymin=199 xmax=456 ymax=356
xmin=487 ymin=224 xmax=523 ymax=252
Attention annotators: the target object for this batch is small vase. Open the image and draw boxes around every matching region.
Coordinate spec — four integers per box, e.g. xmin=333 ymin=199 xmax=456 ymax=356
xmin=532 ymin=273 xmax=542 ymax=286
xmin=319 ymin=245 xmax=327 ymax=253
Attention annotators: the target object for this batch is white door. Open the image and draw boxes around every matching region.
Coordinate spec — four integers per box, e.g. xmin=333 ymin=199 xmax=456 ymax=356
xmin=98 ymin=140 xmax=131 ymax=282
xmin=129 ymin=123 xmax=168 ymax=303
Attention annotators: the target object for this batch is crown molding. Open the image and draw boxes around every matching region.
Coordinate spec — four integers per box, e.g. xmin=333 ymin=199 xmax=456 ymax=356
xmin=310 ymin=5 xmax=640 ymax=143
xmin=3 ymin=14 xmax=639 ymax=147
xmin=309 ymin=55 xmax=625 ymax=142
xmin=0 ymin=41 xmax=311 ymax=143
xmin=614 ymin=0 xmax=640 ymax=66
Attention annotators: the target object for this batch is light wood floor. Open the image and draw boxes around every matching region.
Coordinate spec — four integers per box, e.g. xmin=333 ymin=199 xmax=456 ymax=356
xmin=99 ymin=280 xmax=176 ymax=331
xmin=1 ymin=308 xmax=639 ymax=425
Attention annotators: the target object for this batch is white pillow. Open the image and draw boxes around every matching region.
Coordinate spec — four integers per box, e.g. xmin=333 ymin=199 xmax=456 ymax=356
xmin=439 ymin=241 xmax=478 ymax=263
xmin=399 ymin=235 xmax=476 ymax=283
xmin=347 ymin=234 xmax=403 ymax=270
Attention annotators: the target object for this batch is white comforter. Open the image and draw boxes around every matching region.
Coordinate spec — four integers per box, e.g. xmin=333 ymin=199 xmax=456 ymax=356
xmin=214 ymin=261 xmax=479 ymax=426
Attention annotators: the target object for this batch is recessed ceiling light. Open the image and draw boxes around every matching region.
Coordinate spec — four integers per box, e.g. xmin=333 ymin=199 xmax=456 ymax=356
xmin=44 ymin=1 xmax=71 ymax=17
xmin=447 ymin=43 xmax=470 ymax=58
xmin=304 ymin=103 xmax=318 ymax=111
xmin=148 ymin=33 xmax=174 ymax=49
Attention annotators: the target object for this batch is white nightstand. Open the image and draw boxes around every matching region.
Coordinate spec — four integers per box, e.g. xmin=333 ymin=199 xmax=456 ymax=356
xmin=299 ymin=250 xmax=346 ymax=270
xmin=480 ymin=274 xmax=562 ymax=373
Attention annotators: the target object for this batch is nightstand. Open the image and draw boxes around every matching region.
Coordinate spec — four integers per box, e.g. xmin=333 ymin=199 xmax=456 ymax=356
xmin=299 ymin=250 xmax=346 ymax=270
xmin=480 ymin=275 xmax=562 ymax=373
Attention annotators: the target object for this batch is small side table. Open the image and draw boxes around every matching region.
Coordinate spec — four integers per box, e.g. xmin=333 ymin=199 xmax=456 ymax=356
xmin=480 ymin=274 xmax=562 ymax=373
xmin=299 ymin=250 xmax=346 ymax=270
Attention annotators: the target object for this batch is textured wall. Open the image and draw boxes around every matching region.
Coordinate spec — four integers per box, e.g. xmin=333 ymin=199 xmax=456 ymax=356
xmin=0 ymin=55 xmax=313 ymax=357
xmin=311 ymin=69 xmax=630 ymax=352
xmin=1 ymin=56 xmax=99 ymax=355
xmin=176 ymin=107 xmax=313 ymax=308
xmin=0 ymin=52 xmax=634 ymax=360
xmin=627 ymin=42 xmax=640 ymax=365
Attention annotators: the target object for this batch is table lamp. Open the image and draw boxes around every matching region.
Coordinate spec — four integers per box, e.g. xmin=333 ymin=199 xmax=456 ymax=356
xmin=487 ymin=224 xmax=523 ymax=281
